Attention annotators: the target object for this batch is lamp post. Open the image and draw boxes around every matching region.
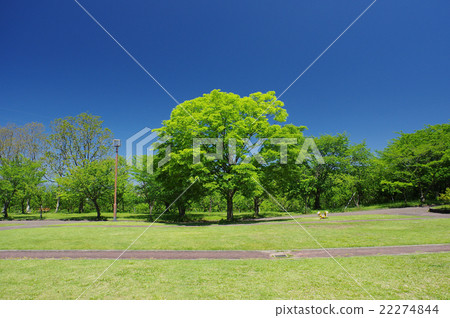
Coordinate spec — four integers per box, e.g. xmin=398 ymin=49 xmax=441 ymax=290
xmin=113 ymin=139 xmax=121 ymax=222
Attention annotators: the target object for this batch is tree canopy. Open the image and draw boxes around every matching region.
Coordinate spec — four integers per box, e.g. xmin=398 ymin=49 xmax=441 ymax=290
xmin=1 ymin=100 xmax=449 ymax=221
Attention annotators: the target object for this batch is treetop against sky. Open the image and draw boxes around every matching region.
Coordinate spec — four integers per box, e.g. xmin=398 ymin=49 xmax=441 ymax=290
xmin=1 ymin=0 xmax=449 ymax=152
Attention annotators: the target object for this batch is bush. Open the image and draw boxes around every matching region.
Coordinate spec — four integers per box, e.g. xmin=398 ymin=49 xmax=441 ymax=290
xmin=438 ymin=188 xmax=450 ymax=203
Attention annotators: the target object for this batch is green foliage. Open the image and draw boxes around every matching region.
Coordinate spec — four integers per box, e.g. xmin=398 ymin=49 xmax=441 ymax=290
xmin=46 ymin=112 xmax=112 ymax=183
xmin=1 ymin=104 xmax=449 ymax=221
xmin=438 ymin=188 xmax=450 ymax=203
xmin=380 ymin=122 xmax=450 ymax=203
xmin=132 ymin=156 xmax=162 ymax=216
xmin=155 ymin=90 xmax=288 ymax=220
xmin=0 ymin=155 xmax=44 ymax=217
xmin=57 ymin=158 xmax=129 ymax=219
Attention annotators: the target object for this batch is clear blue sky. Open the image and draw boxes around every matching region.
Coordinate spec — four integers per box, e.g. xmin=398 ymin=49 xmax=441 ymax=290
xmin=1 ymin=0 xmax=449 ymax=153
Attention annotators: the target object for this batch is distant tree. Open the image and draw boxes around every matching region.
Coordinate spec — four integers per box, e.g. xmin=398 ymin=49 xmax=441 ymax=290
xmin=380 ymin=123 xmax=450 ymax=203
xmin=343 ymin=142 xmax=376 ymax=207
xmin=0 ymin=124 xmax=15 ymax=160
xmin=259 ymin=124 xmax=309 ymax=213
xmin=309 ymin=134 xmax=351 ymax=209
xmin=132 ymin=156 xmax=162 ymax=217
xmin=0 ymin=123 xmax=46 ymax=160
xmin=0 ymin=155 xmax=44 ymax=218
xmin=47 ymin=113 xmax=113 ymax=212
xmin=57 ymin=158 xmax=123 ymax=219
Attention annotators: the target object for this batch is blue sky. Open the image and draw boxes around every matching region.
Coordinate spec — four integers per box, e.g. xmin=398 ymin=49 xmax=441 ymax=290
xmin=1 ymin=0 xmax=449 ymax=153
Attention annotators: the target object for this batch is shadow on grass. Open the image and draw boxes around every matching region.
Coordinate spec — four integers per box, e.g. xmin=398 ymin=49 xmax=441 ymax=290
xmin=144 ymin=212 xmax=304 ymax=226
xmin=2 ymin=200 xmax=442 ymax=225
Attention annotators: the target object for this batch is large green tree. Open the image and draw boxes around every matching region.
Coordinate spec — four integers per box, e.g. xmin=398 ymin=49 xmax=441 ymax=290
xmin=155 ymin=90 xmax=287 ymax=220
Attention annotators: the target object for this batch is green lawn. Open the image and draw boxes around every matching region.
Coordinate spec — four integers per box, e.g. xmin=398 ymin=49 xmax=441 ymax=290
xmin=1 ymin=200 xmax=431 ymax=222
xmin=0 ymin=223 xmax=21 ymax=227
xmin=0 ymin=253 xmax=448 ymax=299
xmin=1 ymin=218 xmax=449 ymax=250
xmin=1 ymin=211 xmax=151 ymax=221
xmin=1 ymin=211 xmax=447 ymax=300
xmin=34 ymin=213 xmax=420 ymax=227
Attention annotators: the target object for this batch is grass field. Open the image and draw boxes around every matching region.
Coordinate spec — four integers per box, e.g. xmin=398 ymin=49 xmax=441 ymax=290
xmin=1 ymin=209 xmax=448 ymax=300
xmin=1 ymin=218 xmax=448 ymax=250
xmin=40 ymin=213 xmax=421 ymax=227
xmin=0 ymin=200 xmax=433 ymax=222
xmin=0 ymin=253 xmax=448 ymax=299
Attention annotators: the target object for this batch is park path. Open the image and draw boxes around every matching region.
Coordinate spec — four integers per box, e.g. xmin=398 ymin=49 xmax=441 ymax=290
xmin=0 ymin=244 xmax=449 ymax=260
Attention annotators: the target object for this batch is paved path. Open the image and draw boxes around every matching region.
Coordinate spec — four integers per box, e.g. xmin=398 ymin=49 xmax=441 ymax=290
xmin=1 ymin=244 xmax=448 ymax=260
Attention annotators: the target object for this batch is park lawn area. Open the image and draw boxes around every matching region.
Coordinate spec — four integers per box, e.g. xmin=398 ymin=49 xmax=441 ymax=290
xmin=2 ymin=209 xmax=293 ymax=222
xmin=1 ymin=200 xmax=429 ymax=222
xmin=1 ymin=211 xmax=151 ymax=221
xmin=0 ymin=253 xmax=448 ymax=299
xmin=35 ymin=213 xmax=422 ymax=227
xmin=1 ymin=218 xmax=449 ymax=250
xmin=1 ymin=210 xmax=306 ymax=222
xmin=47 ymin=221 xmax=169 ymax=227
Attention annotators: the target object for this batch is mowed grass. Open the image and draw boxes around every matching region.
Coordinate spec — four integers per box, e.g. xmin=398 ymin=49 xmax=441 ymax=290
xmin=1 ymin=211 xmax=151 ymax=221
xmin=50 ymin=213 xmax=421 ymax=225
xmin=1 ymin=218 xmax=449 ymax=250
xmin=2 ymin=209 xmax=297 ymax=221
xmin=19 ymin=213 xmax=419 ymax=228
xmin=1 ymin=200 xmax=429 ymax=222
xmin=0 ymin=253 xmax=448 ymax=299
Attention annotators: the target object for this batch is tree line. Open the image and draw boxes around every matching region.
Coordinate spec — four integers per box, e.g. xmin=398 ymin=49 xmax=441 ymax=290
xmin=1 ymin=90 xmax=449 ymax=220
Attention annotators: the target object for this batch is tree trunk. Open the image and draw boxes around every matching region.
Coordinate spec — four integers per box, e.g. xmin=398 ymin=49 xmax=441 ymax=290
xmin=209 ymin=197 xmax=213 ymax=213
xmin=253 ymin=197 xmax=261 ymax=217
xmin=304 ymin=197 xmax=308 ymax=213
xmin=92 ymin=199 xmax=101 ymax=219
xmin=148 ymin=200 xmax=155 ymax=216
xmin=2 ymin=201 xmax=9 ymax=218
xmin=78 ymin=200 xmax=84 ymax=213
xmin=26 ymin=198 xmax=31 ymax=213
xmin=226 ymin=190 xmax=235 ymax=221
xmin=21 ymin=199 xmax=26 ymax=214
xmin=178 ymin=205 xmax=186 ymax=217
xmin=55 ymin=196 xmax=60 ymax=213
xmin=313 ymin=189 xmax=321 ymax=210
xmin=419 ymin=186 xmax=425 ymax=205
xmin=353 ymin=194 xmax=360 ymax=207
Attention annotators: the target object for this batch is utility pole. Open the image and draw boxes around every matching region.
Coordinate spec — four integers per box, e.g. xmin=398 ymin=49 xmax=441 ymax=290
xmin=113 ymin=139 xmax=121 ymax=221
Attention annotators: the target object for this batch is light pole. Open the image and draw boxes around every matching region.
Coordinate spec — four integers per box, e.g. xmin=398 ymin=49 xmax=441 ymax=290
xmin=113 ymin=139 xmax=121 ymax=222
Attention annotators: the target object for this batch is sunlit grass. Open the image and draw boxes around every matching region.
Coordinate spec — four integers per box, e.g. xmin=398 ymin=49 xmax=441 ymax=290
xmin=0 ymin=253 xmax=448 ymax=299
xmin=1 ymin=218 xmax=448 ymax=251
